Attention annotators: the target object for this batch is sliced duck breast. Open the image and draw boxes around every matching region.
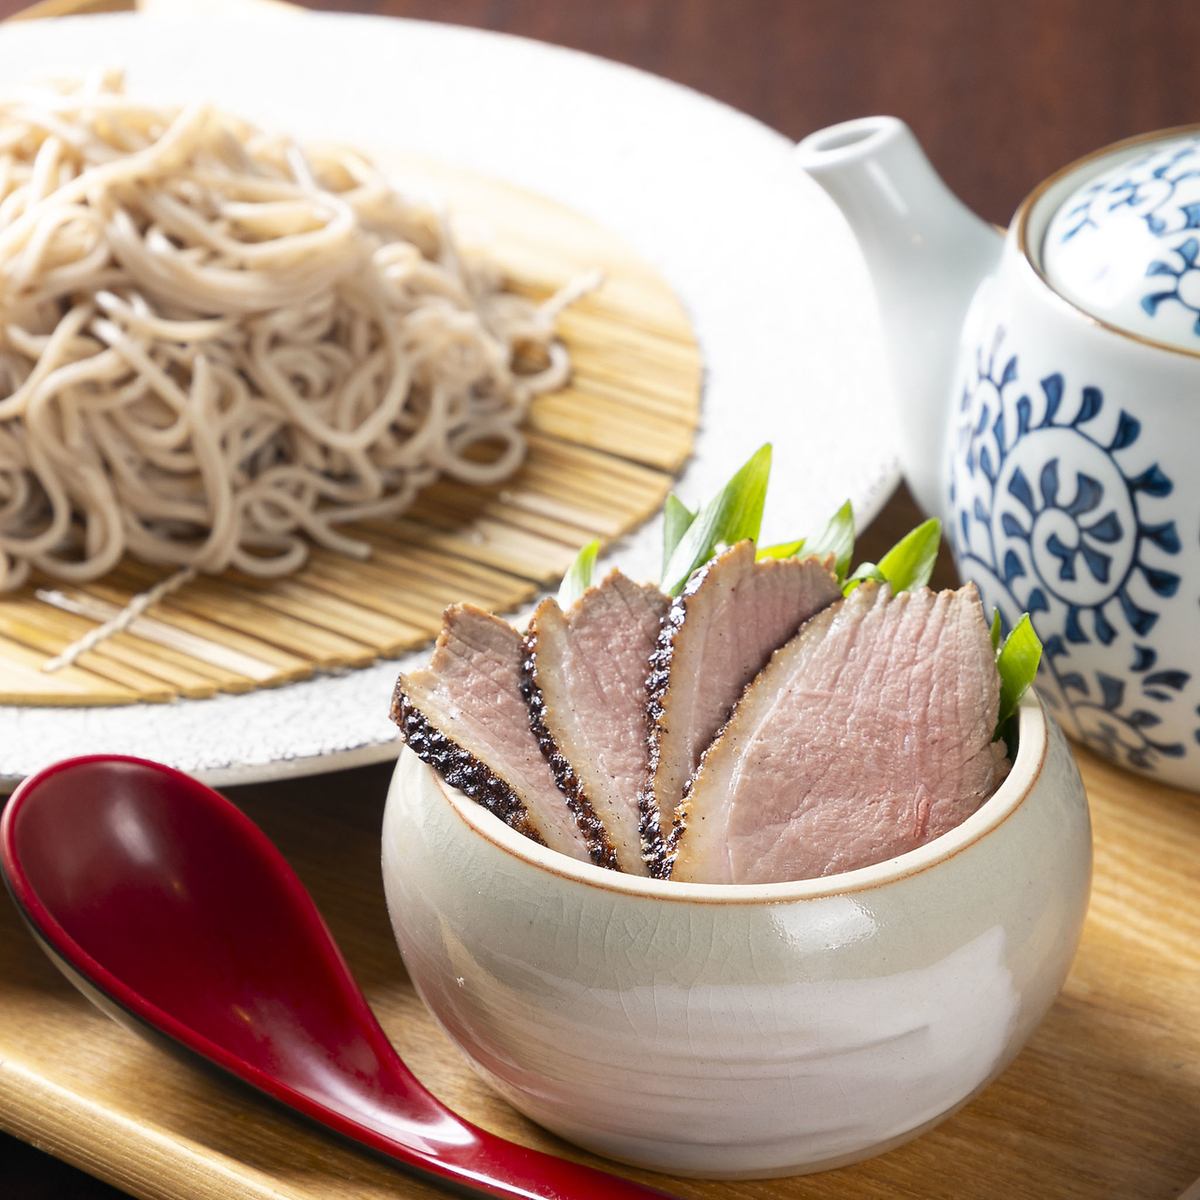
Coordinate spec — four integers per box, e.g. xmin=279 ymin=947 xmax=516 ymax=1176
xmin=669 ymin=583 xmax=1009 ymax=884
xmin=523 ymin=570 xmax=669 ymax=875
xmin=391 ymin=603 xmax=608 ymax=866
xmin=640 ymin=542 xmax=842 ymax=867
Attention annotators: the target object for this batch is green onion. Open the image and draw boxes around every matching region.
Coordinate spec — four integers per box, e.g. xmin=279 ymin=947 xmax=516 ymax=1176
xmin=989 ymin=608 xmax=1003 ymax=652
xmin=661 ymin=493 xmax=696 ymax=572
xmin=842 ymin=560 xmax=886 ymax=594
xmin=557 ymin=539 xmax=600 ymax=609
xmin=803 ymin=499 xmax=856 ymax=581
xmin=756 ymin=538 xmax=806 ymax=561
xmin=996 ymin=613 xmax=1042 ymax=731
xmin=873 ymin=517 xmax=942 ymax=594
xmin=660 ymin=444 xmax=772 ymax=596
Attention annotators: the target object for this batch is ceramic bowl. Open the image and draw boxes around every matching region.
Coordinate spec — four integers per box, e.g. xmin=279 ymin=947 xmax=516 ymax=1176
xmin=381 ymin=693 xmax=1091 ymax=1179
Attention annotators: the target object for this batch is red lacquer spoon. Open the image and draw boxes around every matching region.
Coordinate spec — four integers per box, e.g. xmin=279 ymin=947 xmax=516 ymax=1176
xmin=0 ymin=755 xmax=676 ymax=1200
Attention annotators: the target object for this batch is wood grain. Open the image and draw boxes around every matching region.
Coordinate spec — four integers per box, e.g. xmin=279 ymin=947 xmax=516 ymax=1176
xmin=18 ymin=0 xmax=1200 ymax=230
xmin=291 ymin=0 xmax=1200 ymax=233
xmin=0 ymin=154 xmax=701 ymax=706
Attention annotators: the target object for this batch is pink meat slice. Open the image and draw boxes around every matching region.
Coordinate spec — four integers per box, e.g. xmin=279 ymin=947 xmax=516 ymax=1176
xmin=669 ymin=583 xmax=1010 ymax=884
xmin=640 ymin=542 xmax=842 ymax=867
xmin=390 ymin=603 xmax=601 ymax=865
xmin=523 ymin=570 xmax=669 ymax=875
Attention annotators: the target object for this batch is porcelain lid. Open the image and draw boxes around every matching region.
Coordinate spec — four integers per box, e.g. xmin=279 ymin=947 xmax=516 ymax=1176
xmin=1042 ymin=132 xmax=1200 ymax=349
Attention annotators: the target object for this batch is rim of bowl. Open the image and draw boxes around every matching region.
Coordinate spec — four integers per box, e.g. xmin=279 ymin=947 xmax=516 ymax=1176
xmin=417 ymin=689 xmax=1050 ymax=904
xmin=1013 ymin=122 xmax=1200 ymax=362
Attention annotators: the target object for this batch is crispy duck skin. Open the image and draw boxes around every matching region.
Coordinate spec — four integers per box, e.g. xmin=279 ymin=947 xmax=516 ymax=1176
xmin=522 ymin=570 xmax=669 ymax=875
xmin=668 ymin=583 xmax=1010 ymax=884
xmin=391 ymin=698 xmax=542 ymax=843
xmin=638 ymin=542 xmax=842 ymax=873
xmin=390 ymin=603 xmax=612 ymax=866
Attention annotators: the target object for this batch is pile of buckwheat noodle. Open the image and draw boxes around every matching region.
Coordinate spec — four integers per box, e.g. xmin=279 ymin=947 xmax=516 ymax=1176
xmin=0 ymin=72 xmax=575 ymax=597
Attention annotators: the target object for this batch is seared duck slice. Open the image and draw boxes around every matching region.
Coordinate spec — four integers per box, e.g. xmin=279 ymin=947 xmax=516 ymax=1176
xmin=640 ymin=541 xmax=842 ymax=869
xmin=669 ymin=583 xmax=1009 ymax=884
xmin=391 ymin=603 xmax=608 ymax=866
xmin=523 ymin=570 xmax=669 ymax=875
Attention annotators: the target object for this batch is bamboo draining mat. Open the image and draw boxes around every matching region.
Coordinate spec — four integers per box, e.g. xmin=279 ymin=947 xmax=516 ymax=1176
xmin=0 ymin=737 xmax=1197 ymax=1200
xmin=0 ymin=153 xmax=702 ymax=707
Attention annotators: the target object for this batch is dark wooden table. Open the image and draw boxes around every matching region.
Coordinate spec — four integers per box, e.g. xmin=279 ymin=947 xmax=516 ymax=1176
xmin=2 ymin=1 xmax=1199 ymax=1195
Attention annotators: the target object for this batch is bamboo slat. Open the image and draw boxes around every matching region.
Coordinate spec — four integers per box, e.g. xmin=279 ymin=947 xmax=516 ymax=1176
xmin=0 ymin=598 xmax=225 ymax=697
xmin=0 ymin=156 xmax=701 ymax=705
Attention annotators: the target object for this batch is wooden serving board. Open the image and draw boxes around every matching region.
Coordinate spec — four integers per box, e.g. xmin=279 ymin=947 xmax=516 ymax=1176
xmin=1 ymin=723 xmax=1199 ymax=1200
xmin=0 ymin=153 xmax=702 ymax=707
xmin=3 ymin=5 xmax=1199 ymax=1200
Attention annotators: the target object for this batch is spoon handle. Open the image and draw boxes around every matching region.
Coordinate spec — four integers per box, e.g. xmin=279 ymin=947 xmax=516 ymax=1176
xmin=340 ymin=1111 xmax=679 ymax=1198
xmin=0 ymin=757 xmax=682 ymax=1199
xmin=416 ymin=1151 xmax=678 ymax=1199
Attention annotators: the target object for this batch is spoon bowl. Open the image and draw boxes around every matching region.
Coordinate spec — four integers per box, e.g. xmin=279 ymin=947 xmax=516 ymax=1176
xmin=0 ymin=754 xmax=674 ymax=1199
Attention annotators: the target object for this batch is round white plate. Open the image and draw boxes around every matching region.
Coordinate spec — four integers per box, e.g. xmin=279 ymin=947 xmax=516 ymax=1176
xmin=0 ymin=10 xmax=899 ymax=791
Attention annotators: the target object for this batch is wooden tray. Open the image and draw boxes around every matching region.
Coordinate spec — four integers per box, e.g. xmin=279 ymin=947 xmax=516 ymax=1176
xmin=1 ymin=717 xmax=1199 ymax=1200
xmin=0 ymin=154 xmax=702 ymax=707
xmin=2 ymin=4 xmax=1198 ymax=1199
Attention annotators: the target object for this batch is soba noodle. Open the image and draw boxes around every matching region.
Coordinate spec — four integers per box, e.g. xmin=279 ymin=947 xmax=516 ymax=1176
xmin=0 ymin=72 xmax=575 ymax=596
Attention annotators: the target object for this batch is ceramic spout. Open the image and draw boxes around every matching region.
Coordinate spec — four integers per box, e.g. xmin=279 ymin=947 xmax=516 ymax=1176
xmin=796 ymin=117 xmax=1003 ymax=521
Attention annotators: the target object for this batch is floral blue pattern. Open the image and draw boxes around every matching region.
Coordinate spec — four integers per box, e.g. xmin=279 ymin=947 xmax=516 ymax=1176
xmin=1057 ymin=136 xmax=1200 ymax=337
xmin=1144 ymin=236 xmax=1200 ymax=334
xmin=949 ymin=331 xmax=1189 ymax=771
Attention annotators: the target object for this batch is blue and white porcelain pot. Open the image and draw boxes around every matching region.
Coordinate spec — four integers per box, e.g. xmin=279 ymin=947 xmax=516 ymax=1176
xmin=798 ymin=119 xmax=1200 ymax=790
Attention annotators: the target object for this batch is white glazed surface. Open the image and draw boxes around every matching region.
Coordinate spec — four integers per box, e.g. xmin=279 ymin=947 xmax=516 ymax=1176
xmin=1043 ymin=132 xmax=1200 ymax=350
xmin=795 ymin=117 xmax=1002 ymax=523
xmin=947 ymin=170 xmax=1200 ymax=789
xmin=0 ymin=11 xmax=900 ymax=792
xmin=381 ymin=697 xmax=1091 ymax=1178
xmin=799 ymin=118 xmax=1200 ymax=790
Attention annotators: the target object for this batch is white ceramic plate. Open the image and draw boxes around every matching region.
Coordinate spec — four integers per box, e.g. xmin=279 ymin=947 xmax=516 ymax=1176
xmin=0 ymin=10 xmax=899 ymax=791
